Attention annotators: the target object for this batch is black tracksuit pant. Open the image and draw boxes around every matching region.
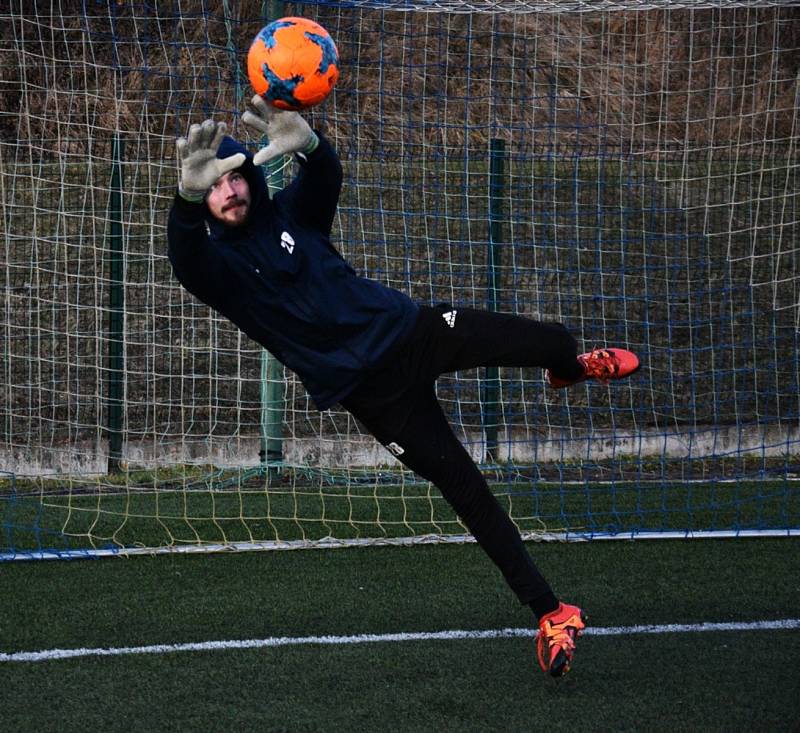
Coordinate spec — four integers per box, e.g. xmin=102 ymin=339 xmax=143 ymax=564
xmin=341 ymin=305 xmax=584 ymax=607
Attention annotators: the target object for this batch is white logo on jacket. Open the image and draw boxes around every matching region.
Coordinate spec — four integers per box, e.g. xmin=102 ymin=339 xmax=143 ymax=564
xmin=442 ymin=310 xmax=457 ymax=328
xmin=280 ymin=231 xmax=295 ymax=254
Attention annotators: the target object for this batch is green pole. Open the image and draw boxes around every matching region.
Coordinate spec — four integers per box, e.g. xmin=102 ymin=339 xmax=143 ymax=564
xmin=483 ymin=137 xmax=505 ymax=463
xmin=107 ymin=133 xmax=124 ymax=473
xmin=259 ymin=0 xmax=286 ymax=470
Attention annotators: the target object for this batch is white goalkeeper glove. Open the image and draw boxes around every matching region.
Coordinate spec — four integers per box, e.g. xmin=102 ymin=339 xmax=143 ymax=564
xmin=176 ymin=119 xmax=245 ymax=202
xmin=242 ymin=94 xmax=318 ymax=166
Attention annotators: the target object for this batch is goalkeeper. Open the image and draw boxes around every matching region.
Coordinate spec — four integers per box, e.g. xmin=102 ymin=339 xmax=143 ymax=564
xmin=167 ymin=97 xmax=640 ymax=678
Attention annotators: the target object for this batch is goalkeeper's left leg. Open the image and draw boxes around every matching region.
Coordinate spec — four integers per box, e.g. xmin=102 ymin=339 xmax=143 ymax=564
xmin=409 ymin=304 xmax=585 ymax=382
xmin=404 ymin=304 xmax=638 ymax=389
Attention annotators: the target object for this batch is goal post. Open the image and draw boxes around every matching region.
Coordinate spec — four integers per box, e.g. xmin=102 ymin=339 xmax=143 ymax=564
xmin=1 ymin=0 xmax=798 ymax=559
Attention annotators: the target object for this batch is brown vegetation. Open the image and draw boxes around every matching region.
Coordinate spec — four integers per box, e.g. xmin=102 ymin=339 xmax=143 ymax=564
xmin=1 ymin=2 xmax=797 ymax=154
xmin=0 ymin=2 xmax=797 ymax=470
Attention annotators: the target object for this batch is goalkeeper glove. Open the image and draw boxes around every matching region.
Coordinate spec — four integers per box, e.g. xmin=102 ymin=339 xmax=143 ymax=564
xmin=176 ymin=119 xmax=246 ymax=202
xmin=242 ymin=94 xmax=318 ymax=166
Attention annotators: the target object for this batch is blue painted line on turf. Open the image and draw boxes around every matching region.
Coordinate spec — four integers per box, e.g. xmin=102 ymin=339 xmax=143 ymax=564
xmin=1 ymin=619 xmax=798 ymax=663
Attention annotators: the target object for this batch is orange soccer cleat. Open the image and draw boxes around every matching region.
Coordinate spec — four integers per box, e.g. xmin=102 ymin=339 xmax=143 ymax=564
xmin=546 ymin=347 xmax=640 ymax=389
xmin=536 ymin=602 xmax=587 ymax=678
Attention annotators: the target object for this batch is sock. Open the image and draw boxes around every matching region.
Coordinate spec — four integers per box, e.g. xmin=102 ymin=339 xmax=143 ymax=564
xmin=529 ymin=591 xmax=560 ymax=622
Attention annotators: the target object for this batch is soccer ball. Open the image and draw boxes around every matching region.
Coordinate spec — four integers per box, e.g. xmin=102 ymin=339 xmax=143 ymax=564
xmin=247 ymin=16 xmax=339 ymax=111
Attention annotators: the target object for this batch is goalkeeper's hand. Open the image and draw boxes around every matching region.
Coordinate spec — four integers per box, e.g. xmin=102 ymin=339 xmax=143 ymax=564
xmin=176 ymin=119 xmax=246 ymax=202
xmin=242 ymin=94 xmax=318 ymax=166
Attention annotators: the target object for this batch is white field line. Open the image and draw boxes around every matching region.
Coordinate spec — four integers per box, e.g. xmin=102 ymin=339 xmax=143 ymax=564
xmin=2 ymin=619 xmax=798 ymax=664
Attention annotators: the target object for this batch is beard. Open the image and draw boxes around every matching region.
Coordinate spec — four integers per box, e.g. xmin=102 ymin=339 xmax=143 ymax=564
xmin=222 ymin=198 xmax=248 ymax=213
xmin=219 ymin=198 xmax=250 ymax=224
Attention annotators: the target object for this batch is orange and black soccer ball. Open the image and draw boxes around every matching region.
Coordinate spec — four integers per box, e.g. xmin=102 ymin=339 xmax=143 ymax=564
xmin=247 ymin=17 xmax=339 ymax=111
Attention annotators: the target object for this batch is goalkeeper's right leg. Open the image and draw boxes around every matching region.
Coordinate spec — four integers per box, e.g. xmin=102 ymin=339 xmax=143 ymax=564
xmin=344 ymin=385 xmax=556 ymax=609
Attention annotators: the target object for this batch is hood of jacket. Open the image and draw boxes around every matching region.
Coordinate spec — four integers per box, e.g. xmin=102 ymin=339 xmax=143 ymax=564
xmin=204 ymin=135 xmax=269 ymax=241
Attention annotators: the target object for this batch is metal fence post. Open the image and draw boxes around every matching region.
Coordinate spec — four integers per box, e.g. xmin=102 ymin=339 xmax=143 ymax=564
xmin=483 ymin=137 xmax=505 ymax=463
xmin=107 ymin=133 xmax=124 ymax=473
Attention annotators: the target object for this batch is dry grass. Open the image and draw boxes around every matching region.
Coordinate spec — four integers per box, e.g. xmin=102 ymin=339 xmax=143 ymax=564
xmin=0 ymin=3 xmax=797 ymax=154
xmin=0 ymin=2 xmax=797 ymax=455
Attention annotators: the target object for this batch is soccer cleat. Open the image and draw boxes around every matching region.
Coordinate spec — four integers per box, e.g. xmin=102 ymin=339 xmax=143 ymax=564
xmin=545 ymin=347 xmax=640 ymax=389
xmin=536 ymin=602 xmax=587 ymax=678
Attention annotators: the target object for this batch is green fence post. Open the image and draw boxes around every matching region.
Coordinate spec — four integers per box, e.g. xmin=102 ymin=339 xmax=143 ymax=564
xmin=483 ymin=137 xmax=505 ymax=463
xmin=107 ymin=132 xmax=124 ymax=473
xmin=259 ymin=0 xmax=286 ymax=471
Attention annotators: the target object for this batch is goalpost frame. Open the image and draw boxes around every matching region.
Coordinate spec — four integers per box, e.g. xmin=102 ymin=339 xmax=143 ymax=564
xmin=0 ymin=0 xmax=798 ymax=559
xmin=4 ymin=527 xmax=800 ymax=563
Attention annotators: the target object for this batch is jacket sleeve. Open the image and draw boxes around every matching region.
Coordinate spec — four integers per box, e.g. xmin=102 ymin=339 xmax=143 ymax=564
xmin=167 ymin=194 xmax=226 ymax=308
xmin=274 ymin=132 xmax=343 ymax=237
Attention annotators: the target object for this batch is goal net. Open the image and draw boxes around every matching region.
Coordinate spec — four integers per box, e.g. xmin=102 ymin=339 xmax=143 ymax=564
xmin=1 ymin=0 xmax=798 ymax=558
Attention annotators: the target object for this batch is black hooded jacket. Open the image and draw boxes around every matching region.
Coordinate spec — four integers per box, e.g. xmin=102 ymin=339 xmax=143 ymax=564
xmin=167 ymin=134 xmax=419 ymax=410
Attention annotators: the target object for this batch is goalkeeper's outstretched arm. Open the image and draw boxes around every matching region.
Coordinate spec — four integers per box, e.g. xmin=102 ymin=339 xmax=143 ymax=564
xmin=168 ymin=118 xmax=242 ymax=306
xmin=243 ymin=95 xmax=342 ymax=238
